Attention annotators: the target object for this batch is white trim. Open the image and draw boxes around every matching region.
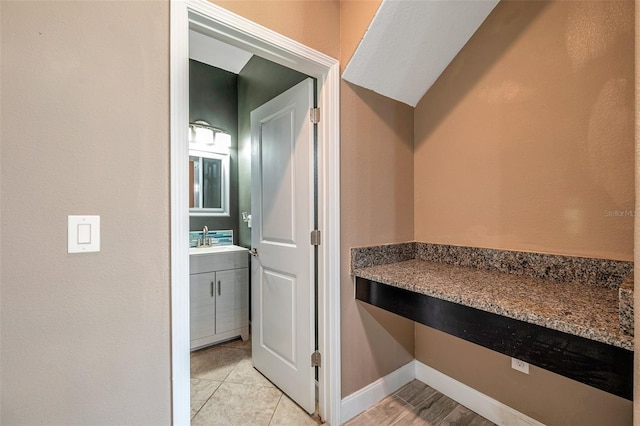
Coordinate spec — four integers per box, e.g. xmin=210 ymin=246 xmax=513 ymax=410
xmin=319 ymin=59 xmax=342 ymax=426
xmin=340 ymin=361 xmax=416 ymax=424
xmin=415 ymin=361 xmax=545 ymax=426
xmin=340 ymin=361 xmax=544 ymax=426
xmin=170 ymin=1 xmax=191 ymax=425
xmin=170 ymin=2 xmax=341 ymax=425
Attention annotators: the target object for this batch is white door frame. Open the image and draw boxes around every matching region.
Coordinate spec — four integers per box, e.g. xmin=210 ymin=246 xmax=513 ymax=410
xmin=170 ymin=1 xmax=341 ymax=425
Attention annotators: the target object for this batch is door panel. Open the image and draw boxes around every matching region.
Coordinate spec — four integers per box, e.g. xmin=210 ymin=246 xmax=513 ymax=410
xmin=215 ymin=268 xmax=249 ymax=335
xmin=190 ymin=272 xmax=216 ymax=341
xmin=261 ymin=110 xmax=296 ymax=245
xmin=251 ymin=78 xmax=315 ymax=414
xmin=261 ymin=268 xmax=296 ymax=366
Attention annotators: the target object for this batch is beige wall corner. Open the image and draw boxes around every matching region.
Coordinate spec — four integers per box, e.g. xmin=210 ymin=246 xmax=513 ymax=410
xmin=414 ymin=0 xmax=635 ymax=261
xmin=340 ymin=81 xmax=415 ymax=396
xmin=0 ymin=1 xmax=170 ymax=424
xmin=211 ymin=0 xmax=340 ymax=59
xmin=415 ymin=325 xmax=632 ymax=425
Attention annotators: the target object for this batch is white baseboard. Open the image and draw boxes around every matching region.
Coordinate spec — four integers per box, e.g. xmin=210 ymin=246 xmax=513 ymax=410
xmin=339 ymin=360 xmax=543 ymax=426
xmin=414 ymin=361 xmax=544 ymax=426
xmin=340 ymin=360 xmax=416 ymax=424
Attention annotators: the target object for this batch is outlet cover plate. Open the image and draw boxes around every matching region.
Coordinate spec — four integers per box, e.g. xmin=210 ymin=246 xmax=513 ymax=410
xmin=511 ymin=357 xmax=530 ymax=374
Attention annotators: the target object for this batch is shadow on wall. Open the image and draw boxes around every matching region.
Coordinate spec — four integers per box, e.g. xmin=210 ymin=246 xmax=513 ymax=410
xmin=343 ymin=81 xmax=414 ymax=149
xmin=339 ymin=79 xmax=414 ymax=241
xmin=357 ymin=301 xmax=414 ymax=372
xmin=415 ymin=1 xmax=549 ymax=141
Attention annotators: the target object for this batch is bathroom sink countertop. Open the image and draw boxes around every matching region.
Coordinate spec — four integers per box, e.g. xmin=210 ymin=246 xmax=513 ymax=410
xmin=354 ymin=258 xmax=633 ymax=350
xmin=189 ymin=245 xmax=249 ymax=255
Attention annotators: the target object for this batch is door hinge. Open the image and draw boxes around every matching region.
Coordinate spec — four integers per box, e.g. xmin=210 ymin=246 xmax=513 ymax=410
xmin=310 ymin=229 xmax=321 ymax=246
xmin=310 ymin=107 xmax=320 ymax=124
xmin=311 ymin=350 xmax=321 ymax=368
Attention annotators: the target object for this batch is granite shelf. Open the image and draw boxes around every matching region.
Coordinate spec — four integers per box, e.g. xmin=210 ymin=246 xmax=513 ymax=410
xmin=352 ymin=243 xmax=634 ymax=400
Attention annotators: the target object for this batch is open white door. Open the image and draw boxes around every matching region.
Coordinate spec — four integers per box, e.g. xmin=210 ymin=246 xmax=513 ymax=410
xmin=251 ymin=78 xmax=315 ymax=414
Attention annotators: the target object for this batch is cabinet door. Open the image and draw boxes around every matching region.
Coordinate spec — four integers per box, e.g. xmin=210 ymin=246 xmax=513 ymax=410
xmin=190 ymin=271 xmax=216 ymax=341
xmin=215 ymin=268 xmax=249 ymax=335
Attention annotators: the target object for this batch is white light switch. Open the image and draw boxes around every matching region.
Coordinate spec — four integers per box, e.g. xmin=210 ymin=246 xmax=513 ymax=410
xmin=68 ymin=215 xmax=100 ymax=253
xmin=77 ymin=224 xmax=91 ymax=244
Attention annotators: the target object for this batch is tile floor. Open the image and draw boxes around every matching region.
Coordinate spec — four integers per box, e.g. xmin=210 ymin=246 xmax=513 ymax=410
xmin=345 ymin=379 xmax=495 ymax=426
xmin=190 ymin=338 xmax=321 ymax=426
xmin=191 ymin=339 xmax=494 ymax=426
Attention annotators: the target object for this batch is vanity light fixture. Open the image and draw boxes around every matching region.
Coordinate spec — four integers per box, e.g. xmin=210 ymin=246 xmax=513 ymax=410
xmin=215 ymin=131 xmax=231 ymax=148
xmin=189 ymin=120 xmax=231 ymax=148
xmin=189 ymin=120 xmax=214 ymax=144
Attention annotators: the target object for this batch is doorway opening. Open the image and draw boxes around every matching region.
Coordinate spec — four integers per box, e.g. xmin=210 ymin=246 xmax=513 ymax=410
xmin=188 ymin=50 xmax=316 ymax=421
xmin=170 ymin=1 xmax=341 ymax=425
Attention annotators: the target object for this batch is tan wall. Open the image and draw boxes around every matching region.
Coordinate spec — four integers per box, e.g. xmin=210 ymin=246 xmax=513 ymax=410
xmin=0 ymin=1 xmax=171 ymax=425
xmin=340 ymin=0 xmax=416 ymax=396
xmin=340 ymin=80 xmax=415 ymax=396
xmin=340 ymin=0 xmax=383 ymax=71
xmin=413 ymin=1 xmax=635 ymax=423
xmin=415 ymin=325 xmax=633 ymax=425
xmin=414 ymin=0 xmax=635 ymax=261
xmin=212 ymin=0 xmax=340 ymax=59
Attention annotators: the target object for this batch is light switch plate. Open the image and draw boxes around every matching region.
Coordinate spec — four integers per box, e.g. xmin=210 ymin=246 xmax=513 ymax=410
xmin=68 ymin=215 xmax=100 ymax=253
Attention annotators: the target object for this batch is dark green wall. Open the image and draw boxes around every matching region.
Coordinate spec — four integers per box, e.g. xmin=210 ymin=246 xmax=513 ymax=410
xmin=237 ymin=56 xmax=308 ymax=247
xmin=189 ymin=60 xmax=239 ymax=240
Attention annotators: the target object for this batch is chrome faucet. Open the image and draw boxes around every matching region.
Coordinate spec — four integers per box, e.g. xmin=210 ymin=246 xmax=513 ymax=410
xmin=202 ymin=225 xmax=209 ymax=247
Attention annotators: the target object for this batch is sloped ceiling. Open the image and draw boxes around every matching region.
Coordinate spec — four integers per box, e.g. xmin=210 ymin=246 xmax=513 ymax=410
xmin=189 ymin=30 xmax=253 ymax=74
xmin=342 ymin=0 xmax=499 ymax=107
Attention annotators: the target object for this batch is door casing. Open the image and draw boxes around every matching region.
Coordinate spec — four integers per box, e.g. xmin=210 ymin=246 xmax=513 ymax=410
xmin=170 ymin=1 xmax=341 ymax=425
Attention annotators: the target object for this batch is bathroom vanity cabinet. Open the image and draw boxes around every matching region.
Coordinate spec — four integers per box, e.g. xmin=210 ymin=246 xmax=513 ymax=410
xmin=189 ymin=249 xmax=249 ymax=350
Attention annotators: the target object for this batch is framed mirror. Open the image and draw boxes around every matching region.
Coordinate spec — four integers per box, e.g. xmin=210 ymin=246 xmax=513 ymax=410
xmin=189 ymin=150 xmax=229 ymax=217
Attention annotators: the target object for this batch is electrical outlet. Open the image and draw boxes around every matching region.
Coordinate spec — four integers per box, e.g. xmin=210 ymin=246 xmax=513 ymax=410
xmin=511 ymin=357 xmax=530 ymax=374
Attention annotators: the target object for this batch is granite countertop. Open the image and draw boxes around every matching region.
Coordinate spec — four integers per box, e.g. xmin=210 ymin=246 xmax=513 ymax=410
xmin=354 ymin=258 xmax=633 ymax=351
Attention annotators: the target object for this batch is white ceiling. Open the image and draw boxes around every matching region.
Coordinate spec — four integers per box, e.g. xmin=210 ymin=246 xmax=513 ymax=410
xmin=189 ymin=30 xmax=253 ymax=74
xmin=342 ymin=0 xmax=499 ymax=107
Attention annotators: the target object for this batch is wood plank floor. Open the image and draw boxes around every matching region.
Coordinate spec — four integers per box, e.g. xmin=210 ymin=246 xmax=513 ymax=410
xmin=345 ymin=380 xmax=495 ymax=426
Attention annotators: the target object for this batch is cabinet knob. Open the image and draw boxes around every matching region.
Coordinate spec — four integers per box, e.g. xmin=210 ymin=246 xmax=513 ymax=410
xmin=210 ymin=281 xmax=214 ymax=297
xmin=217 ymin=280 xmax=221 ymax=296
